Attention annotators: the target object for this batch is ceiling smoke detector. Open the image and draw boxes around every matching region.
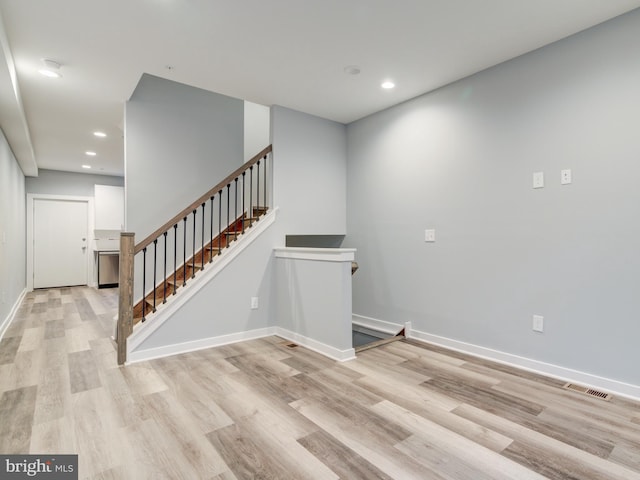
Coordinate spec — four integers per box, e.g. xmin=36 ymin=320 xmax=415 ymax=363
xmin=39 ymin=59 xmax=62 ymax=78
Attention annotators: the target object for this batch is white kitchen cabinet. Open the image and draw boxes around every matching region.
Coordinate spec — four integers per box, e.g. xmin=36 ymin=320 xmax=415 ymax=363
xmin=94 ymin=185 xmax=124 ymax=230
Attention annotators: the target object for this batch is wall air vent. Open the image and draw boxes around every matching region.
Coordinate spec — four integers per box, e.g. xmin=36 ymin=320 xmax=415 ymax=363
xmin=563 ymin=383 xmax=612 ymax=401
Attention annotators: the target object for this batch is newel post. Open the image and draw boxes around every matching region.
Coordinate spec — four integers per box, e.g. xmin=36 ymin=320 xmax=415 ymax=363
xmin=117 ymin=232 xmax=135 ymax=365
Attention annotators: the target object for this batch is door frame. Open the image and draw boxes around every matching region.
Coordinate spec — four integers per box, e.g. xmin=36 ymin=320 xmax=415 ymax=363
xmin=27 ymin=194 xmax=95 ymax=291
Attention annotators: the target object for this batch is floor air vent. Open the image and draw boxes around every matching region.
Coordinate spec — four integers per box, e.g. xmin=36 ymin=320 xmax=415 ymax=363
xmin=563 ymin=383 xmax=612 ymax=401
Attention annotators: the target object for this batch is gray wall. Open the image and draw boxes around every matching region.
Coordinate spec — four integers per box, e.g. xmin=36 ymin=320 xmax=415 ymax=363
xmin=125 ymin=74 xmax=244 ymax=241
xmin=345 ymin=10 xmax=640 ymax=385
xmin=131 ymin=105 xmax=350 ymax=356
xmin=26 ymin=169 xmax=123 ymax=196
xmin=272 ymin=106 xmax=347 ymax=238
xmin=0 ymin=128 xmax=26 ymax=328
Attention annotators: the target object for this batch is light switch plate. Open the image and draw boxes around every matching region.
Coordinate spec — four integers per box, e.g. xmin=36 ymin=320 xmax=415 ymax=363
xmin=424 ymin=229 xmax=435 ymax=242
xmin=251 ymin=297 xmax=259 ymax=309
xmin=561 ymin=169 xmax=572 ymax=185
xmin=533 ymin=315 xmax=544 ymax=332
xmin=533 ymin=172 xmax=544 ymax=189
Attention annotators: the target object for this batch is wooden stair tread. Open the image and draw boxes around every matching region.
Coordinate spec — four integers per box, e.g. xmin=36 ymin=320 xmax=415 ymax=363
xmin=144 ymin=289 xmax=171 ymax=304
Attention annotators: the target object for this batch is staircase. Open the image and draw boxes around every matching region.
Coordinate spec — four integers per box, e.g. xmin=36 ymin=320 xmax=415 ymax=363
xmin=132 ymin=207 xmax=268 ymax=325
xmin=117 ymin=146 xmax=272 ymax=364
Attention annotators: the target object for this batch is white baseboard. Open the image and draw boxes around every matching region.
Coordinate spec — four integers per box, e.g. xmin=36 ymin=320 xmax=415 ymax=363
xmin=0 ymin=289 xmax=27 ymax=342
xmin=405 ymin=326 xmax=640 ymax=401
xmin=126 ymin=324 xmax=356 ymax=365
xmin=352 ymin=313 xmax=404 ymax=335
xmin=275 ymin=327 xmax=356 ymax=362
xmin=127 ymin=326 xmax=278 ymax=364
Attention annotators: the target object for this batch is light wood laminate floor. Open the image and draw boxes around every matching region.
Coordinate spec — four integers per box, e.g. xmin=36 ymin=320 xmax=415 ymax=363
xmin=1 ymin=287 xmax=639 ymax=479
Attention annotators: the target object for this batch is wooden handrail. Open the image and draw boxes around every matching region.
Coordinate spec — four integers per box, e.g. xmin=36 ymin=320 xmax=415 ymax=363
xmin=135 ymin=145 xmax=272 ymax=254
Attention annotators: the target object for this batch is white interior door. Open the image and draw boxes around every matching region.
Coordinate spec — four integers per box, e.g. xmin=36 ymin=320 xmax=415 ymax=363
xmin=33 ymin=198 xmax=89 ymax=288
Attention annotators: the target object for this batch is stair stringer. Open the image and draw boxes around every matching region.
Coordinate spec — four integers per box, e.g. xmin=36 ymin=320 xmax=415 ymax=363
xmin=126 ymin=208 xmax=278 ymax=361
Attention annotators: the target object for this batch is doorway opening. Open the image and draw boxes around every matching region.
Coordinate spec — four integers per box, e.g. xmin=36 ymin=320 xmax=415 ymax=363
xmin=27 ymin=194 xmax=94 ymax=291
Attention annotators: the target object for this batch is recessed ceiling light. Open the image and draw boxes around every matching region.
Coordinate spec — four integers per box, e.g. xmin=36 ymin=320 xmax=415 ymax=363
xmin=93 ymin=131 xmax=107 ymax=138
xmin=85 ymin=151 xmax=96 ymax=156
xmin=39 ymin=69 xmax=61 ymax=78
xmin=82 ymin=165 xmax=92 ymax=169
xmin=38 ymin=59 xmax=62 ymax=78
xmin=381 ymin=81 xmax=395 ymax=89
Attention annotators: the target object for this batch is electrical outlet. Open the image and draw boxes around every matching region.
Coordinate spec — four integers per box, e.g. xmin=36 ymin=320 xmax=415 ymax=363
xmin=533 ymin=315 xmax=544 ymax=333
xmin=533 ymin=172 xmax=544 ymax=189
xmin=424 ymin=229 xmax=435 ymax=242
xmin=251 ymin=297 xmax=259 ymax=310
xmin=561 ymin=169 xmax=572 ymax=185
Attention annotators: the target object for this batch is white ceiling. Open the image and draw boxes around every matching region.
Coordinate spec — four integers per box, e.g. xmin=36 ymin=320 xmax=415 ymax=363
xmin=1 ymin=0 xmax=639 ymax=177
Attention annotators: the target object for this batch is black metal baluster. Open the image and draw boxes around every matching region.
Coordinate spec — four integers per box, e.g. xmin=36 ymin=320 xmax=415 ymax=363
xmin=163 ymin=232 xmax=167 ymax=304
xmin=209 ymin=196 xmax=214 ymax=262
xmin=256 ymin=159 xmax=261 ymax=221
xmin=226 ymin=184 xmax=230 ymax=247
xmin=173 ymin=224 xmax=177 ymax=295
xmin=263 ymin=154 xmax=267 ymax=212
xmin=182 ymin=216 xmax=187 ymax=286
xmin=242 ymin=172 xmax=246 ymax=233
xmin=218 ymin=190 xmax=222 ymax=254
xmin=142 ymin=247 xmax=147 ymax=322
xmin=201 ymin=203 xmax=205 ymax=270
xmin=249 ymin=166 xmax=253 ymax=226
xmin=234 ymin=178 xmax=238 ymax=241
xmin=152 ymin=239 xmax=157 ymax=313
xmin=191 ymin=209 xmax=196 ymax=278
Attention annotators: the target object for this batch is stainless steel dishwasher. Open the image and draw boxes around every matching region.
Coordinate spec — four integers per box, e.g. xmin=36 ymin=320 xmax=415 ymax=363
xmin=97 ymin=251 xmax=119 ymax=288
